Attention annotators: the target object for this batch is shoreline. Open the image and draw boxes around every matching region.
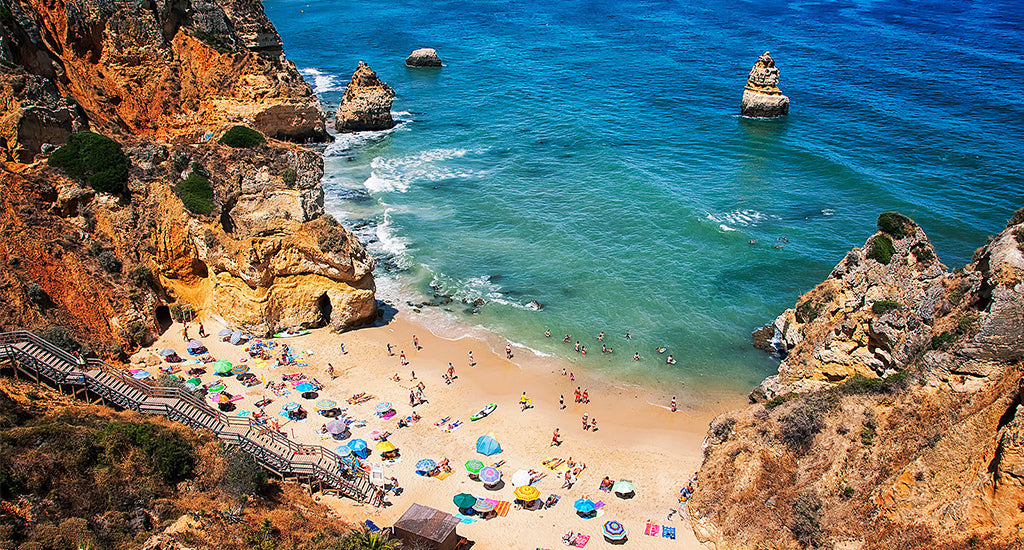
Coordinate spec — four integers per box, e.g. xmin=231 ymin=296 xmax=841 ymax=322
xmin=138 ymin=306 xmax=748 ymax=548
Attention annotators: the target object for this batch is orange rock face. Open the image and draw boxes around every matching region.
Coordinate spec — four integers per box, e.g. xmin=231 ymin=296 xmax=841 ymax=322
xmin=6 ymin=0 xmax=328 ymax=143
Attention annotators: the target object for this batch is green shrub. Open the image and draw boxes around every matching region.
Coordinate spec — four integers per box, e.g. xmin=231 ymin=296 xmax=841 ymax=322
xmin=222 ymin=447 xmax=268 ymax=497
xmin=128 ymin=265 xmax=154 ymax=287
xmin=218 ymin=126 xmax=266 ymax=148
xmin=40 ymin=326 xmax=79 ymax=353
xmin=97 ymin=250 xmax=121 ymax=273
xmin=101 ymin=422 xmax=194 ymax=482
xmin=871 ymin=300 xmax=902 ymax=315
xmin=766 ymin=392 xmax=797 ymax=408
xmin=956 ymin=312 xmax=977 ymax=335
xmin=913 ymin=245 xmax=934 ymax=263
xmin=26 ymin=282 xmax=49 ymax=306
xmin=789 ymin=491 xmax=823 ymax=548
xmin=876 ymin=212 xmax=914 ymax=239
xmin=281 ymin=168 xmax=297 ymax=187
xmin=176 ymin=171 xmax=215 ymax=215
xmin=840 ymin=486 xmax=855 ymax=499
xmin=841 ymin=372 xmax=908 ymax=395
xmin=172 ymin=153 xmax=190 ymax=173
xmin=318 ymin=219 xmax=350 ymax=253
xmin=931 ymin=331 xmax=956 ymax=350
xmin=861 ymin=411 xmax=877 ymax=446
xmin=48 ymin=131 xmax=129 ymax=194
xmin=796 ymin=300 xmax=821 ymax=323
xmin=1006 ymin=206 xmax=1024 ymax=228
xmin=780 ymin=392 xmax=838 ymax=451
xmin=867 ymin=234 xmax=895 ymax=264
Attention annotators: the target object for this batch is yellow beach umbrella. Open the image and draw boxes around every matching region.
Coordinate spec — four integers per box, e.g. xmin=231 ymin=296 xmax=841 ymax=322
xmin=375 ymin=441 xmax=396 ymax=453
xmin=513 ymin=485 xmax=541 ymax=502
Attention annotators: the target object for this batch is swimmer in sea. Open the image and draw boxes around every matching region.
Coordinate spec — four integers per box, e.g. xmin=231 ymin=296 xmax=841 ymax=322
xmin=666 ymin=354 xmax=676 ymax=364
xmin=633 ymin=352 xmax=640 ymax=361
xmin=545 ymin=329 xmax=551 ymax=338
xmin=625 ymin=332 xmax=632 ymax=339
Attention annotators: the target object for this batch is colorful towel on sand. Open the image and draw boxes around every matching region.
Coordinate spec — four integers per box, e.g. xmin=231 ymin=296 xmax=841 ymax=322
xmin=571 ymin=534 xmax=590 ymax=548
xmin=453 ymin=513 xmax=477 ymax=524
xmin=645 ymin=523 xmax=660 ymax=536
xmin=433 ymin=471 xmax=454 ymax=480
xmin=593 ymin=500 xmax=605 ymax=509
xmin=235 ymin=410 xmax=252 ymax=417
xmin=662 ymin=526 xmax=676 ymax=539
xmin=494 ymin=500 xmax=511 ymax=517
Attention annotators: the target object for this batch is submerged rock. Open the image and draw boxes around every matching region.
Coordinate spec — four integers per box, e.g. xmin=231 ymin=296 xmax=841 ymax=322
xmin=405 ymin=48 xmax=443 ymax=67
xmin=740 ymin=51 xmax=790 ymax=118
xmin=335 ymin=62 xmax=396 ymax=133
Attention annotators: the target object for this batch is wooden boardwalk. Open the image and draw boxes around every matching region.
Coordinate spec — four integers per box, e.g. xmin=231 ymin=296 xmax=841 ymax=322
xmin=0 ymin=330 xmax=377 ymax=503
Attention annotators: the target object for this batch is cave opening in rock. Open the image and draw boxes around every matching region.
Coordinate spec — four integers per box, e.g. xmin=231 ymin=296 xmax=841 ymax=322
xmin=155 ymin=305 xmax=172 ymax=333
xmin=317 ymin=293 xmax=332 ymax=327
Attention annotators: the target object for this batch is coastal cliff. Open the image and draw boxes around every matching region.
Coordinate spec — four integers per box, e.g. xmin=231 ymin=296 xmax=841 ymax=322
xmin=0 ymin=0 xmax=375 ymax=357
xmin=690 ymin=211 xmax=1024 ymax=549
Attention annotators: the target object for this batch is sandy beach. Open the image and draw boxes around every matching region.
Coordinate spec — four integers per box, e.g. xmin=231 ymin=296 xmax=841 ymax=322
xmin=137 ymin=309 xmax=747 ymax=549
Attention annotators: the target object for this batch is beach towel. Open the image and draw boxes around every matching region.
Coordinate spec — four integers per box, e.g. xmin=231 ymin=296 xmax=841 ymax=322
xmin=494 ymin=501 xmax=512 ymax=517
xmin=444 ymin=421 xmax=462 ymax=433
xmin=544 ymin=494 xmax=560 ymax=508
xmin=433 ymin=471 xmax=454 ymax=480
xmin=645 ymin=523 xmax=660 ymax=536
xmin=453 ymin=513 xmax=478 ymax=524
xmin=571 ymin=534 xmax=590 ymax=548
xmin=594 ymin=500 xmax=606 ymax=509
xmin=235 ymin=410 xmax=252 ymax=417
xmin=663 ymin=526 xmax=676 ymax=539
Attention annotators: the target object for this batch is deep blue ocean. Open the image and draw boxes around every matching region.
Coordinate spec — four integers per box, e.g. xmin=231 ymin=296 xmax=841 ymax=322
xmin=263 ymin=0 xmax=1023 ymax=397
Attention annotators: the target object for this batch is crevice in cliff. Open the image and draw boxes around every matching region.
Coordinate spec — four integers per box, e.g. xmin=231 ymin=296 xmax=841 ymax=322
xmin=219 ymin=196 xmax=236 ymax=234
xmin=316 ymin=292 xmax=332 ymax=327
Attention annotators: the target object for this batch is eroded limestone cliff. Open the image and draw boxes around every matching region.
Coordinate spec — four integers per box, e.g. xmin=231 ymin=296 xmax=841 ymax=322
xmin=0 ymin=0 xmax=376 ymax=357
xmin=690 ymin=211 xmax=1024 ymax=549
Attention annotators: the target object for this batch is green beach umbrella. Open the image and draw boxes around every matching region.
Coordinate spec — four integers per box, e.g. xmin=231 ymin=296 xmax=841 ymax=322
xmin=207 ymin=382 xmax=225 ymax=393
xmin=453 ymin=493 xmax=477 ymax=509
xmin=213 ymin=360 xmax=232 ymax=374
xmin=464 ymin=459 xmax=484 ymax=474
xmin=186 ymin=377 xmax=202 ymax=386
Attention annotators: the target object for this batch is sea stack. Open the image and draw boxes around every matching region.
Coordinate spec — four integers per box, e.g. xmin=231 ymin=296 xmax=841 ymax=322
xmin=335 ymin=61 xmax=396 ymax=132
xmin=740 ymin=51 xmax=790 ymax=118
xmin=405 ymin=48 xmax=443 ymax=67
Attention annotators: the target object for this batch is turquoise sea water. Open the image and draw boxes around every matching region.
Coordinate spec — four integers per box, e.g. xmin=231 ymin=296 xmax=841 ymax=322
xmin=263 ymin=0 xmax=1023 ymax=396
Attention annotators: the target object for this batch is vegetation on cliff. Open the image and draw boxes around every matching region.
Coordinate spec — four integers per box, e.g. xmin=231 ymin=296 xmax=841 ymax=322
xmin=218 ymin=126 xmax=267 ymax=148
xmin=175 ymin=170 xmax=215 ymax=215
xmin=47 ymin=132 xmax=129 ymax=195
xmin=0 ymin=379 xmax=396 ymax=550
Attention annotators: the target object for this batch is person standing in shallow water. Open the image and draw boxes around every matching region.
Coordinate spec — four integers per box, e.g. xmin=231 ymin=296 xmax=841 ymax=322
xmin=670 ymin=396 xmax=677 ymax=412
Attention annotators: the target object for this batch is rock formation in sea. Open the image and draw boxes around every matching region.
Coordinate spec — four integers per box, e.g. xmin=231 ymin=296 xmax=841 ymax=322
xmin=0 ymin=0 xmax=376 ymax=357
xmin=740 ymin=51 xmax=790 ymax=118
xmin=689 ymin=210 xmax=1024 ymax=549
xmin=334 ymin=62 xmax=396 ymax=133
xmin=0 ymin=0 xmax=328 ymax=143
xmin=405 ymin=47 xmax=443 ymax=67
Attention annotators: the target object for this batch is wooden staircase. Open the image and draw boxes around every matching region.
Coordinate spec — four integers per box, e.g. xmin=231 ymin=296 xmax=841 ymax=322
xmin=0 ymin=330 xmax=377 ymax=503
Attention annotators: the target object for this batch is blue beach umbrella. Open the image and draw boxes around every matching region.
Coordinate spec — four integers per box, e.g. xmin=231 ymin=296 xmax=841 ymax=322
xmin=348 ymin=439 xmax=368 ymax=453
xmin=415 ymin=459 xmax=437 ymax=473
xmin=132 ymin=370 xmax=151 ymax=379
xmin=335 ymin=445 xmax=352 ymax=456
xmin=218 ymin=328 xmax=233 ymax=337
xmin=159 ymin=348 xmax=176 ymax=357
xmin=296 ymin=382 xmax=315 ymax=392
xmin=282 ymin=402 xmax=300 ymax=412
xmin=475 ymin=435 xmax=502 ymax=456
xmin=574 ymin=498 xmax=596 ymax=514
xmin=479 ymin=466 xmax=501 ymax=485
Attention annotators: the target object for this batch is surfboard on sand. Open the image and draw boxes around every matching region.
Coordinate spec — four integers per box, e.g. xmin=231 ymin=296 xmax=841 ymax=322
xmin=471 ymin=403 xmax=497 ymax=421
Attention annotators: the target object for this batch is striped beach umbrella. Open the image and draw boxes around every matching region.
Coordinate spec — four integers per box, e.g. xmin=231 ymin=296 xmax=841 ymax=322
xmin=316 ymin=398 xmax=336 ymax=409
xmin=464 ymin=459 xmax=484 ymax=474
xmin=415 ymin=459 xmax=437 ymax=473
xmin=603 ymin=521 xmax=626 ymax=541
xmin=513 ymin=485 xmax=541 ymax=502
xmin=326 ymin=418 xmax=348 ymax=435
xmin=472 ymin=499 xmax=495 ymax=513
xmin=282 ymin=402 xmax=300 ymax=412
xmin=479 ymin=466 xmax=501 ymax=485
xmin=230 ymin=363 xmax=249 ymax=375
xmin=375 ymin=401 xmax=393 ymax=412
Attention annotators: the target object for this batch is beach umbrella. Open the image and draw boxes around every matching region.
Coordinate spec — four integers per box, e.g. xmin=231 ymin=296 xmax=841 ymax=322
xmin=479 ymin=466 xmax=501 ymax=485
xmin=207 ymin=383 xmax=225 ymax=393
xmin=326 ymin=418 xmax=348 ymax=435
xmin=464 ymin=459 xmax=484 ymax=474
xmin=296 ymin=382 xmax=315 ymax=392
xmin=186 ymin=377 xmax=202 ymax=386
xmin=316 ymin=398 xmax=336 ymax=410
xmin=282 ymin=402 xmax=300 ymax=412
xmin=376 ymin=440 xmax=396 ymax=453
xmin=375 ymin=401 xmax=393 ymax=413
xmin=453 ymin=493 xmax=477 ymax=509
xmin=218 ymin=328 xmax=233 ymax=337
xmin=348 ymin=439 xmax=368 ymax=453
xmin=415 ymin=459 xmax=437 ymax=473
xmin=230 ymin=364 xmax=249 ymax=375
xmin=367 ymin=429 xmax=383 ymax=440
xmin=186 ymin=340 xmax=203 ymax=350
xmin=475 ymin=435 xmax=502 ymax=456
xmin=132 ymin=370 xmax=151 ymax=379
xmin=335 ymin=444 xmax=352 ymax=455
xmin=603 ymin=521 xmax=627 ymax=542
xmin=613 ymin=480 xmax=635 ymax=498
xmin=511 ymin=469 xmax=532 ymax=487
xmin=573 ymin=498 xmax=596 ymax=514
xmin=213 ymin=360 xmax=232 ymax=374
xmin=159 ymin=348 xmax=176 ymax=357
xmin=513 ymin=485 xmax=541 ymax=502
xmin=230 ymin=330 xmax=242 ymax=345
xmin=472 ymin=499 xmax=495 ymax=513
xmin=218 ymin=393 xmax=230 ymax=404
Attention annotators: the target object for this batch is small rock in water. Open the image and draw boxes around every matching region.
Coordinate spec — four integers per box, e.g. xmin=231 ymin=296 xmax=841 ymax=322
xmin=740 ymin=51 xmax=790 ymax=118
xmin=527 ymin=300 xmax=544 ymax=310
xmin=406 ymin=48 xmax=443 ymax=67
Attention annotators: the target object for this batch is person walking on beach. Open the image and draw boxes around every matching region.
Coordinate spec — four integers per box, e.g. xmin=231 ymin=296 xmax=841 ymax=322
xmin=582 ymin=412 xmax=589 ymax=430
xmin=590 ymin=418 xmax=598 ymax=431
xmin=198 ymin=322 xmax=206 ymax=338
xmin=582 ymin=389 xmax=589 ymax=404
xmin=559 ymin=395 xmax=565 ymax=409
xmin=400 ymin=351 xmax=407 ymax=365
xmin=413 ymin=335 xmax=420 ymax=350
xmin=409 ymin=390 xmax=416 ymax=407
xmin=387 ymin=343 xmax=393 ymax=355
xmin=339 ymin=342 xmax=346 ymax=354
xmin=448 ymin=363 xmax=456 ymax=379
xmin=181 ymin=324 xmax=189 ymax=342
xmin=574 ymin=387 xmax=581 ymax=403
xmin=552 ymin=428 xmax=561 ymax=446
xmin=670 ymin=396 xmax=677 ymax=412
xmin=468 ymin=351 xmax=475 ymax=366
xmin=327 ymin=363 xmax=336 ymax=379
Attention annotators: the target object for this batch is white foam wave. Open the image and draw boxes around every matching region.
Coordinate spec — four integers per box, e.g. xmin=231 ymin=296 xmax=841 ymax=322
xmin=324 ymin=127 xmax=399 ymax=156
xmin=821 ymin=208 xmax=835 ymax=216
xmin=719 ymin=224 xmax=736 ymax=232
xmin=705 ymin=209 xmax=776 ymax=230
xmin=368 ymin=210 xmax=411 ymax=269
xmin=363 ymin=148 xmax=482 ymax=194
xmin=299 ymin=67 xmax=344 ymax=93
